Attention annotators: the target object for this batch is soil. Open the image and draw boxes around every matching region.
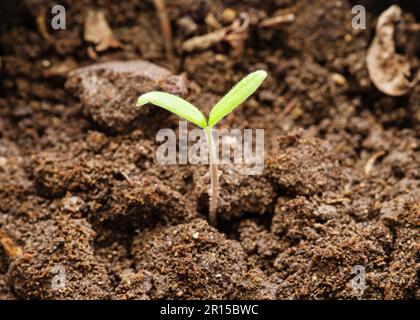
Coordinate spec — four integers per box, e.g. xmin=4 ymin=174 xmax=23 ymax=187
xmin=0 ymin=0 xmax=419 ymax=299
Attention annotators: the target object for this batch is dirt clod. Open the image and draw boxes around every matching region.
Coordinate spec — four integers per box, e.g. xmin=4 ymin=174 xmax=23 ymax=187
xmin=66 ymin=60 xmax=188 ymax=132
xmin=8 ymin=216 xmax=112 ymax=299
xmin=130 ymin=219 xmax=271 ymax=299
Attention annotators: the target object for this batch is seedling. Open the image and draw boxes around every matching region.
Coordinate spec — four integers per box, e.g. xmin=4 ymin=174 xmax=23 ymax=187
xmin=136 ymin=70 xmax=267 ymax=226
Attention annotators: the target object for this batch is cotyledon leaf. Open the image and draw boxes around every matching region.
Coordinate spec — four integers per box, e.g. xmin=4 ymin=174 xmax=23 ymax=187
xmin=208 ymin=70 xmax=267 ymax=127
xmin=136 ymin=91 xmax=207 ymax=128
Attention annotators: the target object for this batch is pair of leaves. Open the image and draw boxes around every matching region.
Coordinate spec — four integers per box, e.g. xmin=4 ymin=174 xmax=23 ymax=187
xmin=136 ymin=70 xmax=267 ymax=128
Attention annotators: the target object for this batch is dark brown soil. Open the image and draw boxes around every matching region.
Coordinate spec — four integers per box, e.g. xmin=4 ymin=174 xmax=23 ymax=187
xmin=0 ymin=0 xmax=419 ymax=299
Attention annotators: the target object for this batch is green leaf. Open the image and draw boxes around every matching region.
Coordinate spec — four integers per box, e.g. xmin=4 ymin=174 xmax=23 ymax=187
xmin=208 ymin=70 xmax=267 ymax=127
xmin=136 ymin=91 xmax=207 ymax=128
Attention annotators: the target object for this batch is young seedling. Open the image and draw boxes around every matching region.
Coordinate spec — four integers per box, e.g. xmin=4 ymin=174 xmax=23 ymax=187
xmin=136 ymin=70 xmax=267 ymax=226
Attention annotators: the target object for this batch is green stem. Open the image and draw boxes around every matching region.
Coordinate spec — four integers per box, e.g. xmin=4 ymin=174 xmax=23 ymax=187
xmin=205 ymin=127 xmax=218 ymax=226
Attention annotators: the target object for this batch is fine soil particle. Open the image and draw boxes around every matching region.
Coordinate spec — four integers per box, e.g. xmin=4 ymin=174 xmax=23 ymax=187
xmin=0 ymin=0 xmax=419 ymax=299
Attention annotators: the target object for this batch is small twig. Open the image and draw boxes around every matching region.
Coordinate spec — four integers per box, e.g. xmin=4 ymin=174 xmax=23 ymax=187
xmin=260 ymin=13 xmax=295 ymax=28
xmin=182 ymin=28 xmax=227 ymax=53
xmin=153 ymin=0 xmax=175 ymax=68
xmin=182 ymin=13 xmax=249 ymax=56
xmin=325 ymin=198 xmax=351 ymax=205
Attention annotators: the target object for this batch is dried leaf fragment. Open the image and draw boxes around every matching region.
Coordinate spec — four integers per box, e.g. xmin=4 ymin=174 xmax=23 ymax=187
xmin=366 ymin=5 xmax=418 ymax=96
xmin=84 ymin=9 xmax=121 ymax=52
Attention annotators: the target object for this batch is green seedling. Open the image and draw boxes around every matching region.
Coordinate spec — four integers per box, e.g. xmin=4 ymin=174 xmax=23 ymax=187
xmin=136 ymin=70 xmax=267 ymax=226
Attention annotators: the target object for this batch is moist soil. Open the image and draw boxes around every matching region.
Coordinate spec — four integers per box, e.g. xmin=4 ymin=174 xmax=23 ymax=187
xmin=0 ymin=0 xmax=419 ymax=299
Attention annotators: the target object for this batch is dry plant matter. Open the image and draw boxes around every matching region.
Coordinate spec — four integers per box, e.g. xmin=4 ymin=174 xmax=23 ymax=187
xmin=367 ymin=5 xmax=418 ymax=96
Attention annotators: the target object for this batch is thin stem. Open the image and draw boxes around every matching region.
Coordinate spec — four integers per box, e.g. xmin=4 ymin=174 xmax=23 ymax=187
xmin=152 ymin=0 xmax=175 ymax=70
xmin=205 ymin=127 xmax=218 ymax=226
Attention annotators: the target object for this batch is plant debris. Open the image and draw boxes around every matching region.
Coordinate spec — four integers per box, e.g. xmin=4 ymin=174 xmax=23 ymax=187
xmin=366 ymin=5 xmax=418 ymax=96
xmin=153 ymin=0 xmax=175 ymax=68
xmin=36 ymin=9 xmax=54 ymax=43
xmin=0 ymin=229 xmax=22 ymax=258
xmin=182 ymin=13 xmax=249 ymax=57
xmin=364 ymin=150 xmax=386 ymax=176
xmin=84 ymin=9 xmax=121 ymax=52
xmin=260 ymin=13 xmax=295 ymax=28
